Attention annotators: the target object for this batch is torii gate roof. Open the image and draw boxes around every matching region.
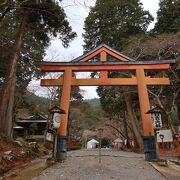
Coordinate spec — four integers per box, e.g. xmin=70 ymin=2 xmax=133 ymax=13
xmin=40 ymin=43 xmax=175 ymax=71
xmin=71 ymin=43 xmax=134 ymax=62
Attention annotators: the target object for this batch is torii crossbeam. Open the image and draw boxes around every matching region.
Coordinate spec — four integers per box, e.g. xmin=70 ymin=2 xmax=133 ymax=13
xmin=40 ymin=44 xmax=175 ymax=161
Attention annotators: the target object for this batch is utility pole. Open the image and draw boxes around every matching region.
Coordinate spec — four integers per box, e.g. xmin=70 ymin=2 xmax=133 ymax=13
xmin=98 ymin=128 xmax=103 ymax=163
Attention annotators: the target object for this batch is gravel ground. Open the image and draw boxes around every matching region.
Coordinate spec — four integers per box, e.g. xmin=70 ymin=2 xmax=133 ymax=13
xmin=150 ymin=161 xmax=180 ymax=180
xmin=33 ymin=149 xmax=164 ymax=180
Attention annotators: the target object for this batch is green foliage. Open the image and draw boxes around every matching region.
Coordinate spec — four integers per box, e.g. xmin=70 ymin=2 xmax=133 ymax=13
xmin=97 ymin=86 xmax=125 ymax=117
xmin=0 ymin=1 xmax=76 ymax=129
xmin=153 ymin=0 xmax=180 ymax=33
xmin=83 ymin=0 xmax=153 ymax=51
xmin=0 ymin=0 xmax=77 ymax=87
xmin=0 ymin=0 xmax=76 ymax=84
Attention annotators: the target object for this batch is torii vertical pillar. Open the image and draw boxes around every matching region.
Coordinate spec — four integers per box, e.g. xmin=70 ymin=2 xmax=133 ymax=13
xmin=136 ymin=68 xmax=154 ymax=136
xmin=56 ymin=68 xmax=72 ymax=161
xmin=136 ymin=68 xmax=156 ymax=160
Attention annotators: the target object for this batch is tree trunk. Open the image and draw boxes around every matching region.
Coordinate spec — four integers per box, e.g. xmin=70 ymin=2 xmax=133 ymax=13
xmin=4 ymin=76 xmax=16 ymax=138
xmin=167 ymin=113 xmax=176 ymax=134
xmin=124 ymin=93 xmax=144 ymax=151
xmin=0 ymin=13 xmax=28 ymax=137
xmin=176 ymin=93 xmax=180 ymax=125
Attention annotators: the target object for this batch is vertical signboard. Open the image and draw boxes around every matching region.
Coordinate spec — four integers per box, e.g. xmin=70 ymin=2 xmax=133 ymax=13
xmin=152 ymin=113 xmax=162 ymax=129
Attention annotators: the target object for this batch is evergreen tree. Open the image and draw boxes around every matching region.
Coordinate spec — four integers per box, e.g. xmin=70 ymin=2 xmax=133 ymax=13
xmin=151 ymin=0 xmax=180 ymax=129
xmin=153 ymin=0 xmax=180 ymax=33
xmin=83 ymin=0 xmax=153 ymax=149
xmin=0 ymin=0 xmax=76 ymax=137
xmin=83 ymin=0 xmax=153 ymax=51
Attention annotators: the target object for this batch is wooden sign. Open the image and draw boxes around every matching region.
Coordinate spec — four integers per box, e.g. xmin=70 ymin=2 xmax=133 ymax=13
xmin=152 ymin=113 xmax=162 ymax=129
xmin=156 ymin=129 xmax=173 ymax=142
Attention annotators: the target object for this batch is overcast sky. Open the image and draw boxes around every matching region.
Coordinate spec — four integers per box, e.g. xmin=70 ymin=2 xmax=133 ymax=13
xmin=29 ymin=0 xmax=160 ymax=99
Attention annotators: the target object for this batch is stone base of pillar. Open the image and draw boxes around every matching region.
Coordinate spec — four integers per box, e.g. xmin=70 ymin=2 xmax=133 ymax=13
xmin=143 ymin=136 xmax=157 ymax=161
xmin=56 ymin=135 xmax=67 ymax=162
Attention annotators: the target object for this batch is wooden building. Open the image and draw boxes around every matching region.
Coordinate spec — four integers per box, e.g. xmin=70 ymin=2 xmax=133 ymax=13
xmin=14 ymin=113 xmax=48 ymax=138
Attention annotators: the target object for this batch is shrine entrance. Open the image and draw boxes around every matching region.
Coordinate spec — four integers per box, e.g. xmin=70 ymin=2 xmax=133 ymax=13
xmin=40 ymin=44 xmax=175 ymax=161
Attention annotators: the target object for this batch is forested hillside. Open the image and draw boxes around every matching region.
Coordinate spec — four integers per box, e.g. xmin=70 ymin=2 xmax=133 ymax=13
xmin=84 ymin=98 xmax=100 ymax=107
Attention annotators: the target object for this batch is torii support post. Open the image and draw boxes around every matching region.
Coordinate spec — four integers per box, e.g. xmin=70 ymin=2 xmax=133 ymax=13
xmin=56 ymin=68 xmax=72 ymax=161
xmin=136 ymin=68 xmax=157 ymax=160
xmin=136 ymin=68 xmax=154 ymax=136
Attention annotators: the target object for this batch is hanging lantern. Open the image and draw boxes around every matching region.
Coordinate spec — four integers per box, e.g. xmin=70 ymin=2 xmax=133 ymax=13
xmin=49 ymin=106 xmax=65 ymax=129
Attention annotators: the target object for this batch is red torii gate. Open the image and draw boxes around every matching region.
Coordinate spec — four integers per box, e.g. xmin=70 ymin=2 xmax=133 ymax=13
xmin=40 ymin=44 xmax=175 ymax=161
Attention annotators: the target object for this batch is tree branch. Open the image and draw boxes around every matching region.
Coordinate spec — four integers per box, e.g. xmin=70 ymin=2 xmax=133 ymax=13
xmin=105 ymin=123 xmax=126 ymax=139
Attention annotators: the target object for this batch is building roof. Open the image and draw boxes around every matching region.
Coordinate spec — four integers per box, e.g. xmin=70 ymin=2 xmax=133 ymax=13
xmin=87 ymin=139 xmax=99 ymax=144
xmin=49 ymin=105 xmax=66 ymax=114
xmin=13 ymin=124 xmax=24 ymax=129
xmin=146 ymin=105 xmax=165 ymax=114
xmin=16 ymin=113 xmax=48 ymax=123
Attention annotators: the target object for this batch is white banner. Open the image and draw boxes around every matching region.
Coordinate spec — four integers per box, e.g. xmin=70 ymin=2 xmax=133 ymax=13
xmin=152 ymin=113 xmax=162 ymax=129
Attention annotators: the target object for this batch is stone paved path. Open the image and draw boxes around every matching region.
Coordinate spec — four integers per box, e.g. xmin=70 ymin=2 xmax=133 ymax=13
xmin=33 ymin=149 xmax=165 ymax=180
